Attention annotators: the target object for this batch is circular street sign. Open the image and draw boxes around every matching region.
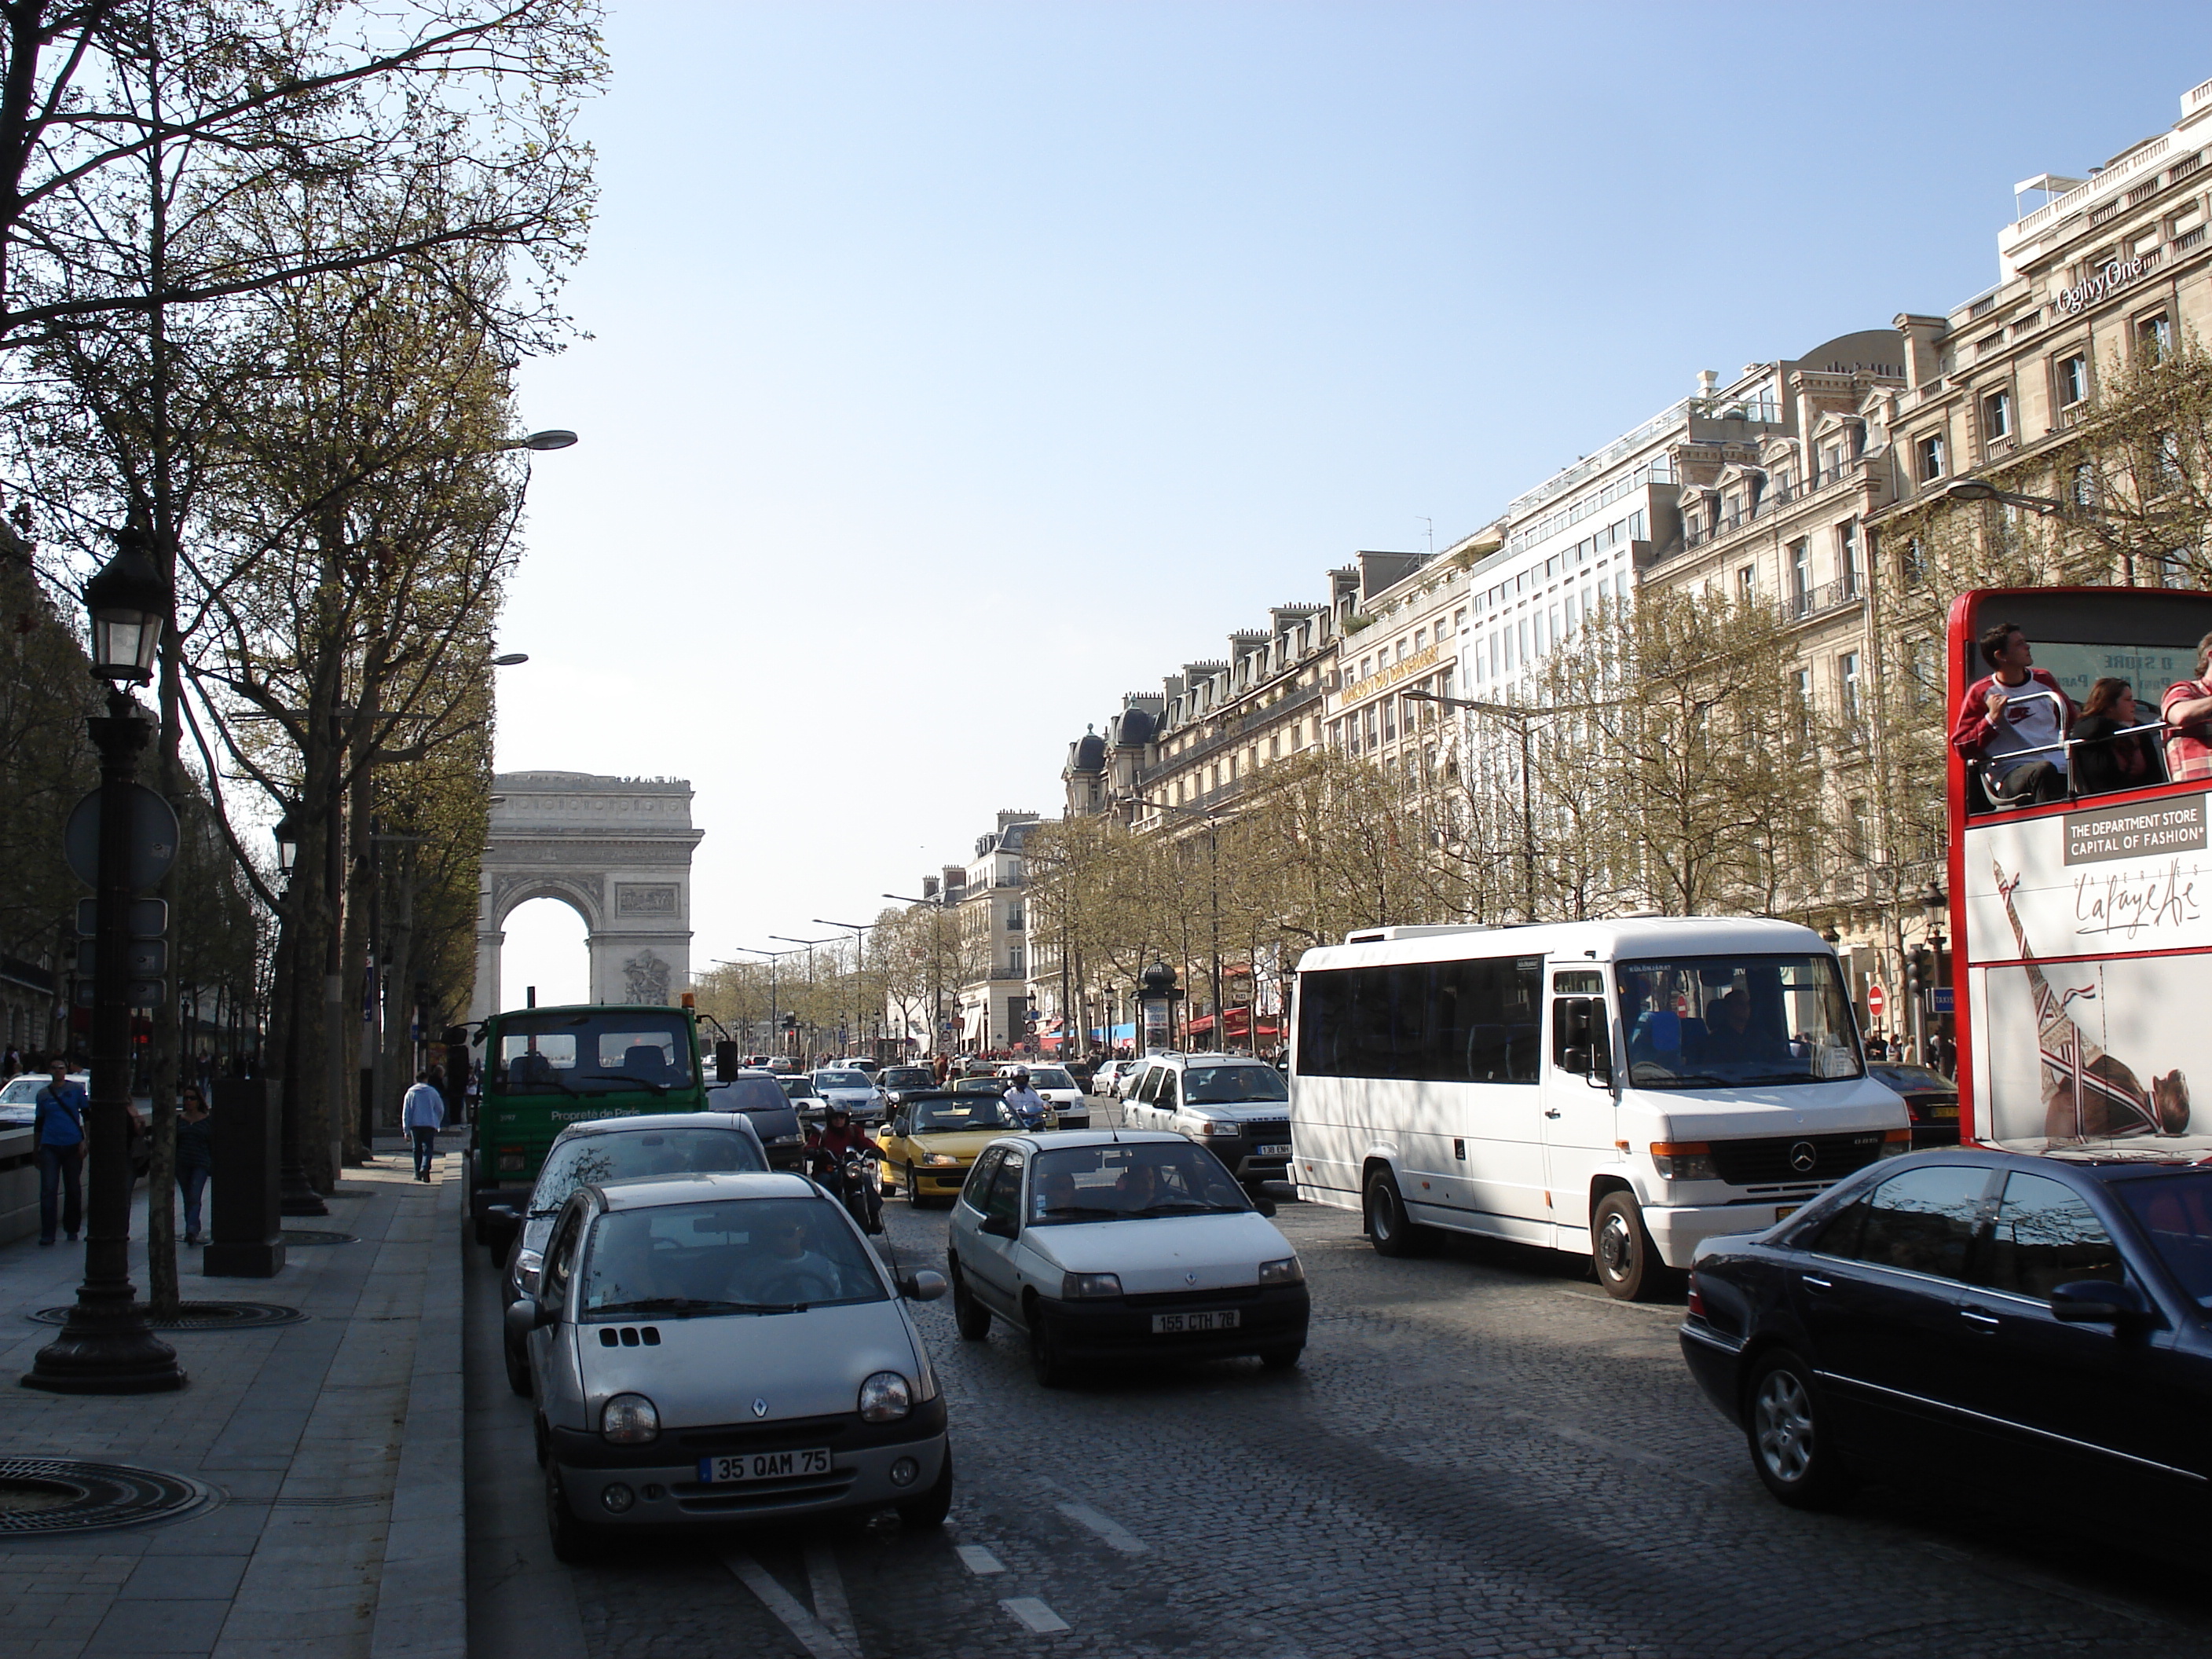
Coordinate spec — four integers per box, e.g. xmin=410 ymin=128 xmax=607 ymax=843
xmin=1866 ymin=982 xmax=1888 ymax=1018
xmin=62 ymin=786 xmax=181 ymax=895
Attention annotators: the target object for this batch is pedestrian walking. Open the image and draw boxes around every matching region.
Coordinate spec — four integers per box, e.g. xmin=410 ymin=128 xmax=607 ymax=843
xmin=402 ymin=1067 xmax=446 ymax=1181
xmin=32 ymin=1059 xmax=86 ymax=1246
xmin=176 ymin=1084 xmax=214 ymax=1245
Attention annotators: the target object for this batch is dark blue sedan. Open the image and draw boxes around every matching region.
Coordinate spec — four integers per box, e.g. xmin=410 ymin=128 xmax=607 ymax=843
xmin=1679 ymin=1148 xmax=2212 ymax=1512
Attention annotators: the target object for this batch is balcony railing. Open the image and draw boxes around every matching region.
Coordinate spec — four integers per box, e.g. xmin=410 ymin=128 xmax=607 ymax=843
xmin=1679 ymin=463 xmax=1866 ymax=550
xmin=1782 ymin=577 xmax=1862 ymax=624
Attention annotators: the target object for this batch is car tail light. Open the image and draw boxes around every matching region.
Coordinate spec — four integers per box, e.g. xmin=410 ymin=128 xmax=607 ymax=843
xmin=1685 ymin=1273 xmax=1705 ymax=1320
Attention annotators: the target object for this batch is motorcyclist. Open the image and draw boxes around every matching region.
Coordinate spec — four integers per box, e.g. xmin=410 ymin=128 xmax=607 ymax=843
xmin=806 ymin=1107 xmax=882 ymax=1230
xmin=1001 ymin=1068 xmax=1051 ymax=1130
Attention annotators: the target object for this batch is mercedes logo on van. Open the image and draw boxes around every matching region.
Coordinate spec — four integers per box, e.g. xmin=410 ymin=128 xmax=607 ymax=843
xmin=752 ymin=1397 xmax=768 ymax=1419
xmin=1789 ymin=1141 xmax=1818 ymax=1174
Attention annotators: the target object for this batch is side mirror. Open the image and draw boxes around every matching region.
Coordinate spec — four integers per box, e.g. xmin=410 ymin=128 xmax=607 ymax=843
xmin=980 ymin=1214 xmax=1019 ymax=1240
xmin=899 ymin=1269 xmax=948 ymax=1302
xmin=2050 ymin=1279 xmax=2152 ymax=1328
xmin=504 ymin=1295 xmax=560 ymax=1345
xmin=1251 ymin=1193 xmax=1278 ymax=1218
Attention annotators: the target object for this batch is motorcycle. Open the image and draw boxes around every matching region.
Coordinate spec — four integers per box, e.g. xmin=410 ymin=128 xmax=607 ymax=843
xmin=808 ymin=1144 xmax=884 ymax=1235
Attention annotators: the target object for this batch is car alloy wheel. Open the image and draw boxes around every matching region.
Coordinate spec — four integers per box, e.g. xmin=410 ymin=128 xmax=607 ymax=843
xmin=1752 ymin=1366 xmax=1815 ymax=1486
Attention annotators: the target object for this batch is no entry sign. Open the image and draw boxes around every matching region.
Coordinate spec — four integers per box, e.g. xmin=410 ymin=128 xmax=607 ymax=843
xmin=1866 ymin=982 xmax=1887 ymax=1019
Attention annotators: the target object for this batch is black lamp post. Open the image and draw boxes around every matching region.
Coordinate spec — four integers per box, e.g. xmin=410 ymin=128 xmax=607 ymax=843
xmin=23 ymin=529 xmax=188 ymax=1393
xmin=270 ymin=805 xmax=327 ymax=1217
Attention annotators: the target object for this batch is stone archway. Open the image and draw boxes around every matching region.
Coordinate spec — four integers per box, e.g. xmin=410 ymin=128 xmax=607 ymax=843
xmin=469 ymin=771 xmax=705 ymax=1023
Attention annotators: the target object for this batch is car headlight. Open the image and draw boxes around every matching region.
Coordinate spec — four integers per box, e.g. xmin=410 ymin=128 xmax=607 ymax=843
xmin=1258 ymin=1256 xmax=1304 ymax=1286
xmin=601 ymin=1393 xmax=660 ymax=1444
xmin=1196 ymin=1119 xmax=1240 ymax=1137
xmin=926 ymin=1152 xmax=960 ymax=1166
xmin=516 ymin=1250 xmax=544 ymax=1295
xmin=1060 ymin=1271 xmax=1122 ymax=1300
xmin=1649 ymin=1141 xmax=1718 ymax=1181
xmin=859 ymin=1371 xmax=912 ymax=1422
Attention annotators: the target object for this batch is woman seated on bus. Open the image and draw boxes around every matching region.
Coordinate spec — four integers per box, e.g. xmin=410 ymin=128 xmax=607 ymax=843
xmin=2069 ymin=678 xmax=2162 ymax=797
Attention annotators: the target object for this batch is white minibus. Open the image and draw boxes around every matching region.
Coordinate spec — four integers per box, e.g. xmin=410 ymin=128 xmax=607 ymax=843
xmin=1288 ymin=917 xmax=1912 ymax=1298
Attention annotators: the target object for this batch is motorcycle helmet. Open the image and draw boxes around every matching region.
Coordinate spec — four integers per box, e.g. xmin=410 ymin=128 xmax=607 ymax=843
xmin=1011 ymin=1068 xmax=1030 ymax=1086
xmin=826 ymin=1105 xmax=851 ymax=1129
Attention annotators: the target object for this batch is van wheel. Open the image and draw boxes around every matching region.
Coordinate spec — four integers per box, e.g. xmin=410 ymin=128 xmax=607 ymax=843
xmin=1592 ymin=1190 xmax=1666 ymax=1301
xmin=951 ymin=1267 xmax=991 ymax=1341
xmin=1364 ymin=1170 xmax=1425 ymax=1258
xmin=1745 ymin=1351 xmax=1852 ymax=1509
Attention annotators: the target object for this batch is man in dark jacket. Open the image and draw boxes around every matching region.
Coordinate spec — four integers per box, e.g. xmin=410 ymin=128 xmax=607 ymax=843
xmin=32 ymin=1059 xmax=87 ymax=1246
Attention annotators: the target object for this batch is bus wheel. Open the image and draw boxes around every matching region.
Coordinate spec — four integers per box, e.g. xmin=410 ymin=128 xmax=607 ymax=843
xmin=1592 ymin=1190 xmax=1666 ymax=1301
xmin=1364 ymin=1169 xmax=1425 ymax=1258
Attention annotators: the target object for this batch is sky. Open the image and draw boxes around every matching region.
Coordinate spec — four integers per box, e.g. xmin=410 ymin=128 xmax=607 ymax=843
xmin=493 ymin=0 xmax=2212 ymax=1005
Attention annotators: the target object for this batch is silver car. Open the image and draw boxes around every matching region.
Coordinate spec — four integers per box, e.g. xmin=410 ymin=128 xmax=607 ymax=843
xmin=810 ymin=1068 xmax=885 ymax=1122
xmin=512 ymin=1171 xmax=952 ymax=1562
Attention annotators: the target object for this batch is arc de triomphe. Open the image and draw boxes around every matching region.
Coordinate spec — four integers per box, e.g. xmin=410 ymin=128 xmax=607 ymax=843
xmin=469 ymin=771 xmax=704 ymax=1023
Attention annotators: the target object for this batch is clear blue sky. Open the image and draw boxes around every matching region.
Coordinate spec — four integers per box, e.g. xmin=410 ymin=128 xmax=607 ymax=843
xmin=495 ymin=1 xmax=2212 ymax=1005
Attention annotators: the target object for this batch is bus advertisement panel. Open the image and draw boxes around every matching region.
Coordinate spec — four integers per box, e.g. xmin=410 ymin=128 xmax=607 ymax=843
xmin=1946 ymin=587 xmax=2212 ymax=1155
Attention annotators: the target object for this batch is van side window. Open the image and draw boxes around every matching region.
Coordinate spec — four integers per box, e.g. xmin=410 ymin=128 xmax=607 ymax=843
xmin=1296 ymin=956 xmax=1543 ymax=1083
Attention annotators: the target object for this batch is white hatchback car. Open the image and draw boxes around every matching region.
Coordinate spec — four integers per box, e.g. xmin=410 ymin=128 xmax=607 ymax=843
xmin=1116 ymin=1053 xmax=1294 ymax=1190
xmin=944 ymin=1130 xmax=1309 ymax=1386
xmin=512 ymin=1170 xmax=951 ymax=1562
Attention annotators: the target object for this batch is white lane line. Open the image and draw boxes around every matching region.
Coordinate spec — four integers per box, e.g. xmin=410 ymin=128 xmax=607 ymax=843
xmin=804 ymin=1544 xmax=861 ymax=1651
xmin=954 ymin=1544 xmax=1005 ymax=1575
xmin=1054 ymin=1499 xmax=1150 ymax=1555
xmin=1000 ymin=1597 xmax=1071 ymax=1634
xmin=723 ymin=1554 xmax=859 ymax=1659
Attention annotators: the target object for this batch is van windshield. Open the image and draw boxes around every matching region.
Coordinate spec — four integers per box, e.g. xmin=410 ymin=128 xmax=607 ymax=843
xmin=1616 ymin=954 xmax=1862 ymax=1090
xmin=495 ymin=1011 xmax=694 ymax=1096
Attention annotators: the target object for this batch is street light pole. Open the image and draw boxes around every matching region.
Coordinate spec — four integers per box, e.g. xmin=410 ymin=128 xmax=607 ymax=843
xmin=721 ymin=947 xmax=797 ymax=1056
xmin=815 ymin=919 xmax=880 ymax=1061
xmin=884 ymin=894 xmax=945 ymax=1059
xmin=771 ymin=934 xmax=836 ymax=1060
xmin=24 ymin=529 xmax=186 ymax=1394
xmin=1404 ymin=690 xmax=1607 ymax=924
xmin=1134 ymin=797 xmax=1226 ymax=1048
xmin=1941 ymin=477 xmax=2136 ymax=584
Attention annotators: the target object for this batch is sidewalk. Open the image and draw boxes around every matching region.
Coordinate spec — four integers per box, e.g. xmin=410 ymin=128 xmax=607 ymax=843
xmin=0 ymin=1144 xmax=464 ymax=1659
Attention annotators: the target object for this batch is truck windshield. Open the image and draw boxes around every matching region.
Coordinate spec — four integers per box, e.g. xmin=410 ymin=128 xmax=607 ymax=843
xmin=494 ymin=1010 xmax=696 ymax=1096
xmin=1616 ymin=954 xmax=1862 ymax=1090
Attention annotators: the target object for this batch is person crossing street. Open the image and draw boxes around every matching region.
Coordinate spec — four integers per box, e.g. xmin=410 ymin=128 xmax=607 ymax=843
xmin=402 ymin=1067 xmax=446 ymax=1181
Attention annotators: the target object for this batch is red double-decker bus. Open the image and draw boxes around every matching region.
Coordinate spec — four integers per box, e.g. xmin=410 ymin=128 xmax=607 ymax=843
xmin=1946 ymin=585 xmax=2212 ymax=1154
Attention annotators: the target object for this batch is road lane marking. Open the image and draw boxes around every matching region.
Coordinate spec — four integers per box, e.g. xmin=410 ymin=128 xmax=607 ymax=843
xmin=954 ymin=1544 xmax=1005 ymax=1575
xmin=1054 ymin=1499 xmax=1149 ymax=1555
xmin=805 ymin=1544 xmax=860 ymax=1650
xmin=723 ymin=1553 xmax=859 ymax=1659
xmin=1000 ymin=1597 xmax=1071 ymax=1634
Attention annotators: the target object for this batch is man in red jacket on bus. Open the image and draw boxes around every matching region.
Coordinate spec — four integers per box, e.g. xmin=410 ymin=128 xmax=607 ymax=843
xmin=1951 ymin=621 xmax=2075 ymax=806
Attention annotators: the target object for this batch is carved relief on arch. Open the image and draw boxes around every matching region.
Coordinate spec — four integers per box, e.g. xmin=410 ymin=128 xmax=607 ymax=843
xmin=490 ymin=871 xmax=605 ymax=931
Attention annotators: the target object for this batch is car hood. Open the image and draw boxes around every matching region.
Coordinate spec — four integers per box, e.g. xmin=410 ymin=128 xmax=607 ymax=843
xmin=1023 ymin=1211 xmax=1291 ymax=1292
xmin=1634 ymin=1076 xmax=1910 ymax=1142
xmin=572 ymin=1301 xmax=921 ymax=1428
xmin=881 ymin=1127 xmax=1000 ymax=1159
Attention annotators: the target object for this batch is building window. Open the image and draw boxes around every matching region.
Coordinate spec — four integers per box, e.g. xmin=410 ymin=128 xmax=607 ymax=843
xmin=1792 ymin=668 xmax=1814 ymax=745
xmin=1008 ymin=948 xmax=1024 ymax=976
xmin=2155 ymin=429 xmax=2184 ymax=492
xmin=1413 ymin=628 xmax=1426 ymax=653
xmin=1738 ymin=565 xmax=1756 ymax=606
xmin=2140 ymin=313 xmax=2174 ymax=362
xmin=1453 ymin=607 xmax=1467 ymax=632
xmin=1837 ymin=521 xmax=1859 ymax=596
xmin=1983 ymin=388 xmax=2012 ymax=441
xmin=1917 ymin=432 xmax=1946 ymax=482
xmin=1007 ymin=904 xmax=1023 ymax=930
xmin=1516 ymin=619 xmax=1529 ymax=667
xmin=2071 ymin=461 xmax=2096 ymax=508
xmin=1902 ymin=537 xmax=1928 ymax=587
xmin=1839 ymin=650 xmax=1862 ymax=726
xmin=2057 ymin=353 xmax=2088 ymax=406
xmin=1789 ymin=540 xmax=1810 ymax=612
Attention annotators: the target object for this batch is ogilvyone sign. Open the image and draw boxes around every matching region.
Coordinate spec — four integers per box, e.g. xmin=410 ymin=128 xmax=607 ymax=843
xmin=2054 ymin=255 xmax=2149 ymax=316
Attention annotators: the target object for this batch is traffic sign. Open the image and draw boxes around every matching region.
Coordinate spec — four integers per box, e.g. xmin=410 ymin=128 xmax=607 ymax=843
xmin=62 ymin=785 xmax=179 ymax=894
xmin=76 ymin=939 xmax=167 ymax=977
xmin=1866 ymin=982 xmax=1887 ymax=1019
xmin=1929 ymin=987 xmax=1955 ymax=1015
xmin=76 ymin=898 xmax=167 ymax=938
xmin=73 ymin=978 xmax=165 ymax=1009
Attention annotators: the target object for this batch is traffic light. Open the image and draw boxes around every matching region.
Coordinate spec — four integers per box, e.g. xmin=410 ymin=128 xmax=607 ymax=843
xmin=1907 ymin=946 xmax=1936 ymax=994
xmin=781 ymin=1013 xmax=798 ymax=1032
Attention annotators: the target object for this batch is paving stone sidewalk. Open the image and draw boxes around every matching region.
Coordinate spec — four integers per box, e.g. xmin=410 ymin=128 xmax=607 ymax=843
xmin=0 ymin=1144 xmax=463 ymax=1659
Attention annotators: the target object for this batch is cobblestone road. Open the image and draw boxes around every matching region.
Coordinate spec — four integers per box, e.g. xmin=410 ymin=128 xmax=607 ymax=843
xmin=467 ymin=1192 xmax=2212 ymax=1659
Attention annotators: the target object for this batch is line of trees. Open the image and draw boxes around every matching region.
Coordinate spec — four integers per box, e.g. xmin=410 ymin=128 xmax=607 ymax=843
xmin=0 ymin=2 xmax=602 ymax=1309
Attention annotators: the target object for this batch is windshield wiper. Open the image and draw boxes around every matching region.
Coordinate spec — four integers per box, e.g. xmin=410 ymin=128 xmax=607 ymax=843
xmin=1036 ymin=1204 xmax=1123 ymax=1221
xmin=1132 ymin=1200 xmax=1243 ymax=1217
xmin=1632 ymin=1071 xmax=1729 ymax=1086
xmin=582 ymin=1074 xmax=672 ymax=1095
xmin=588 ymin=1297 xmax=750 ymax=1316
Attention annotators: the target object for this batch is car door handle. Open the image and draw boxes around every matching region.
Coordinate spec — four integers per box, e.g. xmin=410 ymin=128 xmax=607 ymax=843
xmin=1959 ymin=1309 xmax=2001 ymax=1332
xmin=1800 ymin=1274 xmax=1833 ymax=1292
xmin=1544 ymin=1108 xmax=1562 ymax=1119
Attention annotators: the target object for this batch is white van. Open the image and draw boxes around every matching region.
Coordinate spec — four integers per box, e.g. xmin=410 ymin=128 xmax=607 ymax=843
xmin=1289 ymin=917 xmax=1911 ymax=1298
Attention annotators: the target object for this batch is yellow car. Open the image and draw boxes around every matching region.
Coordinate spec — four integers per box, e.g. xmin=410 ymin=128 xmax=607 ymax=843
xmin=875 ymin=1092 xmax=1028 ymax=1208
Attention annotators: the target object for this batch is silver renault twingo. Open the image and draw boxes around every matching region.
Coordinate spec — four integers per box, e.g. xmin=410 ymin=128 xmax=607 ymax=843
xmin=511 ymin=1170 xmax=950 ymax=1562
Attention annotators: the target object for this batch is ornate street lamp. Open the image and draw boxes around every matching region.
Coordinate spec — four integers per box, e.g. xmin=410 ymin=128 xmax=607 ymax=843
xmin=273 ymin=807 xmax=302 ymax=879
xmin=23 ymin=529 xmax=186 ymax=1393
